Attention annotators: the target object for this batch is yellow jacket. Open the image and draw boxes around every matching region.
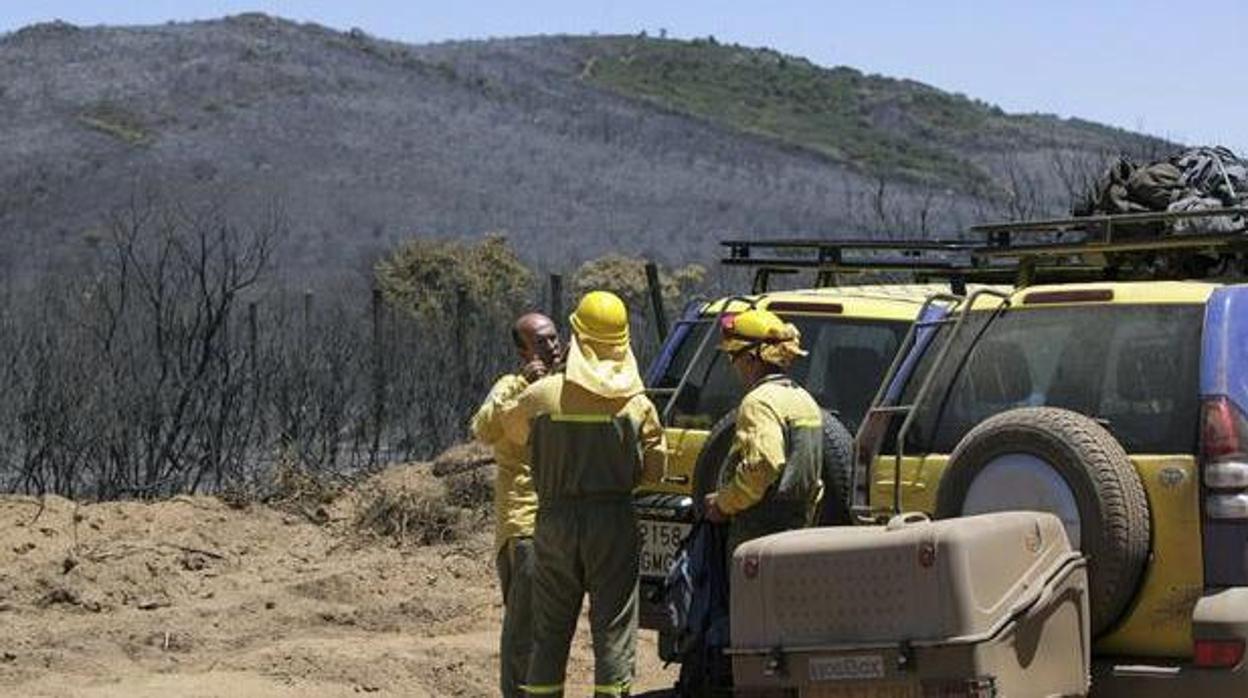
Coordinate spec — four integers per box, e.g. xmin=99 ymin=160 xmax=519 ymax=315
xmin=471 ymin=373 xmax=538 ymax=552
xmin=716 ymin=377 xmax=823 ymax=516
xmin=499 ymin=373 xmax=667 ymax=490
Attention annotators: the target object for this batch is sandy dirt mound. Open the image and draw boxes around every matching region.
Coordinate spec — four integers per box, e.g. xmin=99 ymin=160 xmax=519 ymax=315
xmin=0 ymin=464 xmax=676 ymax=697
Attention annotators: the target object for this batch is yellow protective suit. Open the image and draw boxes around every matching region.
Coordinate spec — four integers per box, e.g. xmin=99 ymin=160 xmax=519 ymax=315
xmin=502 ymin=336 xmax=666 ymax=698
xmin=714 ymin=375 xmax=824 ymax=553
xmin=471 ymin=373 xmax=539 ymax=553
xmin=471 ymin=372 xmax=541 ymax=698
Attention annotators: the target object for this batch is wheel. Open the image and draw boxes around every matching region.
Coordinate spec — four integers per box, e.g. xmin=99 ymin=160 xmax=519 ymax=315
xmin=657 ymin=628 xmax=679 ymax=663
xmin=817 ymin=410 xmax=855 ymax=526
xmin=934 ymin=407 xmax=1151 ymax=637
xmin=693 ymin=409 xmax=855 ymax=526
xmin=692 ymin=411 xmax=738 ymax=518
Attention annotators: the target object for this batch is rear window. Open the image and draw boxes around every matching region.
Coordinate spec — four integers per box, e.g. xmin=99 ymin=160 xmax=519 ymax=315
xmin=652 ymin=316 xmax=908 ymax=430
xmin=902 ymin=304 xmax=1203 ymax=454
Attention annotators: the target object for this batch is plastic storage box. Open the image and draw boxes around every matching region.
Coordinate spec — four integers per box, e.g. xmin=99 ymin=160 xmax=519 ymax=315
xmin=730 ymin=511 xmax=1090 ymax=697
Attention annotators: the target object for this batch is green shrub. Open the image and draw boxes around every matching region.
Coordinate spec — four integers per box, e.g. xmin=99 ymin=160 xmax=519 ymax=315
xmin=78 ymin=101 xmax=151 ymax=145
xmin=376 ymin=234 xmax=534 ymax=321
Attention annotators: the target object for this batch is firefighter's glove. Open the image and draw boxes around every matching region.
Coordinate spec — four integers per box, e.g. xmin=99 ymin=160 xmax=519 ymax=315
xmin=703 ymin=493 xmax=727 ymax=524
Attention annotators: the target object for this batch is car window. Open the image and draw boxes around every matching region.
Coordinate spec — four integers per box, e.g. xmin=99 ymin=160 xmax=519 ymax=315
xmin=653 ymin=316 xmax=908 ymax=430
xmin=903 ymin=305 xmax=1203 ymax=454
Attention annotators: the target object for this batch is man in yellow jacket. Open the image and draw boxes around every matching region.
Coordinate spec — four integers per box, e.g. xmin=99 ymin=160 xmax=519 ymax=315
xmin=471 ymin=312 xmax=561 ymax=698
xmin=703 ymin=308 xmax=823 ymax=555
xmin=500 ymin=291 xmax=666 ymax=698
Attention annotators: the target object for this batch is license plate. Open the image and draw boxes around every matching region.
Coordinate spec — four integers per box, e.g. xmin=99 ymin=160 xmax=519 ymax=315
xmin=810 ymin=655 xmax=886 ymax=682
xmin=802 ymin=683 xmax=919 ymax=698
xmin=637 ymin=519 xmax=690 ymax=578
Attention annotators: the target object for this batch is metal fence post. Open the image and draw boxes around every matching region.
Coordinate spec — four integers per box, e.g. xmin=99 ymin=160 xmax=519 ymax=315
xmin=644 ymin=261 xmax=668 ymax=342
xmin=549 ymin=273 xmax=563 ymax=326
xmin=370 ymin=287 xmax=384 ymax=466
xmin=247 ymin=301 xmax=258 ymax=370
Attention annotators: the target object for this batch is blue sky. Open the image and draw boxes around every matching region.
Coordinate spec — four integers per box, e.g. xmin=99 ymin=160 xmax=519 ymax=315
xmin=3 ymin=1 xmax=1245 ymax=153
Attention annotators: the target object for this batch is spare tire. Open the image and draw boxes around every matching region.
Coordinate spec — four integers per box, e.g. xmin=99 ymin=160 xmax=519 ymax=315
xmin=934 ymin=407 xmax=1150 ymax=636
xmin=818 ymin=410 xmax=856 ymax=526
xmin=692 ymin=411 xmax=737 ymax=517
xmin=692 ymin=408 xmax=855 ymax=526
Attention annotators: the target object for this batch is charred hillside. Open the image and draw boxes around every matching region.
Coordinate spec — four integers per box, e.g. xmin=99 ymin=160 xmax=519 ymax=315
xmin=0 ymin=14 xmax=1170 ymax=279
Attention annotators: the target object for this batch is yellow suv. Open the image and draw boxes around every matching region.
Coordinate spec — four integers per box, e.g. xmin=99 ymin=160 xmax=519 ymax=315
xmin=635 ymin=239 xmax=974 ymax=656
xmin=857 ymin=211 xmax=1248 ymax=694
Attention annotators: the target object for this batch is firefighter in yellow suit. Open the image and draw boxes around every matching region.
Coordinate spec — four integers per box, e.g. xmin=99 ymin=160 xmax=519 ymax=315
xmin=471 ymin=313 xmax=562 ymax=698
xmin=702 ymin=308 xmax=823 ymax=555
xmin=501 ymin=291 xmax=666 ymax=697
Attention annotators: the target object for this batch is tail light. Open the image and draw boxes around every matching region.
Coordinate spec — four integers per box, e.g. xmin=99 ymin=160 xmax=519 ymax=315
xmin=1193 ymin=638 xmax=1245 ymax=669
xmin=1201 ymin=397 xmax=1248 ymax=521
xmin=1200 ymin=397 xmax=1248 ymax=587
xmin=1022 ymin=289 xmax=1114 ymax=305
xmin=1202 ymin=397 xmax=1248 ymax=460
xmin=1206 ymin=494 xmax=1248 ymax=520
xmin=1205 ymin=460 xmax=1248 ymax=489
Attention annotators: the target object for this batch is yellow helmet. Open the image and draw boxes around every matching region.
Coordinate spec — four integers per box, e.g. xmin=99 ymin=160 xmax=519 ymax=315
xmin=570 ymin=291 xmax=630 ymax=345
xmin=718 ymin=308 xmax=806 ymax=367
xmin=718 ymin=309 xmax=786 ymax=352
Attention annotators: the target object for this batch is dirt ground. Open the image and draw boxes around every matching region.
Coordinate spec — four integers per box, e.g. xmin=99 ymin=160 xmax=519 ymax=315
xmin=0 ymin=463 xmax=677 ymax=697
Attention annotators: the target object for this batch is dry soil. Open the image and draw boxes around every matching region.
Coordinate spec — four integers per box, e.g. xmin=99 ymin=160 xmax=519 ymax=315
xmin=0 ymin=463 xmax=677 ymax=697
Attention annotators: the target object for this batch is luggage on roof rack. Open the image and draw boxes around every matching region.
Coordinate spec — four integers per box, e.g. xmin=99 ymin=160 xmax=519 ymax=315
xmin=723 ymin=207 xmax=1248 ymax=292
xmin=1075 ymin=146 xmax=1248 ymax=222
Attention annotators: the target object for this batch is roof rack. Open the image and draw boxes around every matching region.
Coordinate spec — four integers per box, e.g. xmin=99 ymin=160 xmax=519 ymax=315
xmin=972 ymin=207 xmax=1248 ymax=254
xmin=971 ymin=206 xmax=1248 ymax=240
xmin=720 ymin=238 xmax=985 ymax=293
xmin=723 ymin=207 xmax=1248 ymax=292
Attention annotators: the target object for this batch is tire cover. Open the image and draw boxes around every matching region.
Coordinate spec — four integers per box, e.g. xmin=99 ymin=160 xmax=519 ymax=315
xmin=934 ymin=407 xmax=1150 ymax=637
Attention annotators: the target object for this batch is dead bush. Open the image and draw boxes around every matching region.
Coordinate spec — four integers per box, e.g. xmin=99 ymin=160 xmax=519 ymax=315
xmin=352 ymin=465 xmax=471 ymax=545
xmin=443 ymin=465 xmax=495 ymax=510
xmin=217 ymin=484 xmax=255 ymax=511
xmin=267 ymin=455 xmax=341 ymax=524
xmin=430 ymin=441 xmax=494 ymax=477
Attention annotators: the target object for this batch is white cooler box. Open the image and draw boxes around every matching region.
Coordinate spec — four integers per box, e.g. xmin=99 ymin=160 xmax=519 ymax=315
xmin=730 ymin=512 xmax=1090 ymax=698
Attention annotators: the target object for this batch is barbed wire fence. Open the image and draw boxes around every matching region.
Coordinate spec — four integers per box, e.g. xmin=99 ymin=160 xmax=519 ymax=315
xmin=0 ymin=208 xmax=691 ymax=501
xmin=0 ymin=196 xmax=536 ymax=499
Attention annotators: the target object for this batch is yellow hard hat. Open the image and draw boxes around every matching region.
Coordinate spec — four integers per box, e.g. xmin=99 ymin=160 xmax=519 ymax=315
xmin=570 ymin=291 xmax=630 ymax=345
xmin=718 ymin=308 xmax=795 ymax=354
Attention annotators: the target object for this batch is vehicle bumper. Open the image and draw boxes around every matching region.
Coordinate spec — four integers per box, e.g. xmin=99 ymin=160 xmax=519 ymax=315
xmin=1092 ymin=587 xmax=1248 ymax=697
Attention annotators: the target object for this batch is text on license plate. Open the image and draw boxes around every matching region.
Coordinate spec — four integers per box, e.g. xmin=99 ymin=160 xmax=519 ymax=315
xmin=637 ymin=520 xmax=690 ymax=578
xmin=803 ymin=683 xmax=919 ymax=698
xmin=806 ymin=655 xmax=918 ymax=698
xmin=810 ymin=655 xmax=885 ymax=682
